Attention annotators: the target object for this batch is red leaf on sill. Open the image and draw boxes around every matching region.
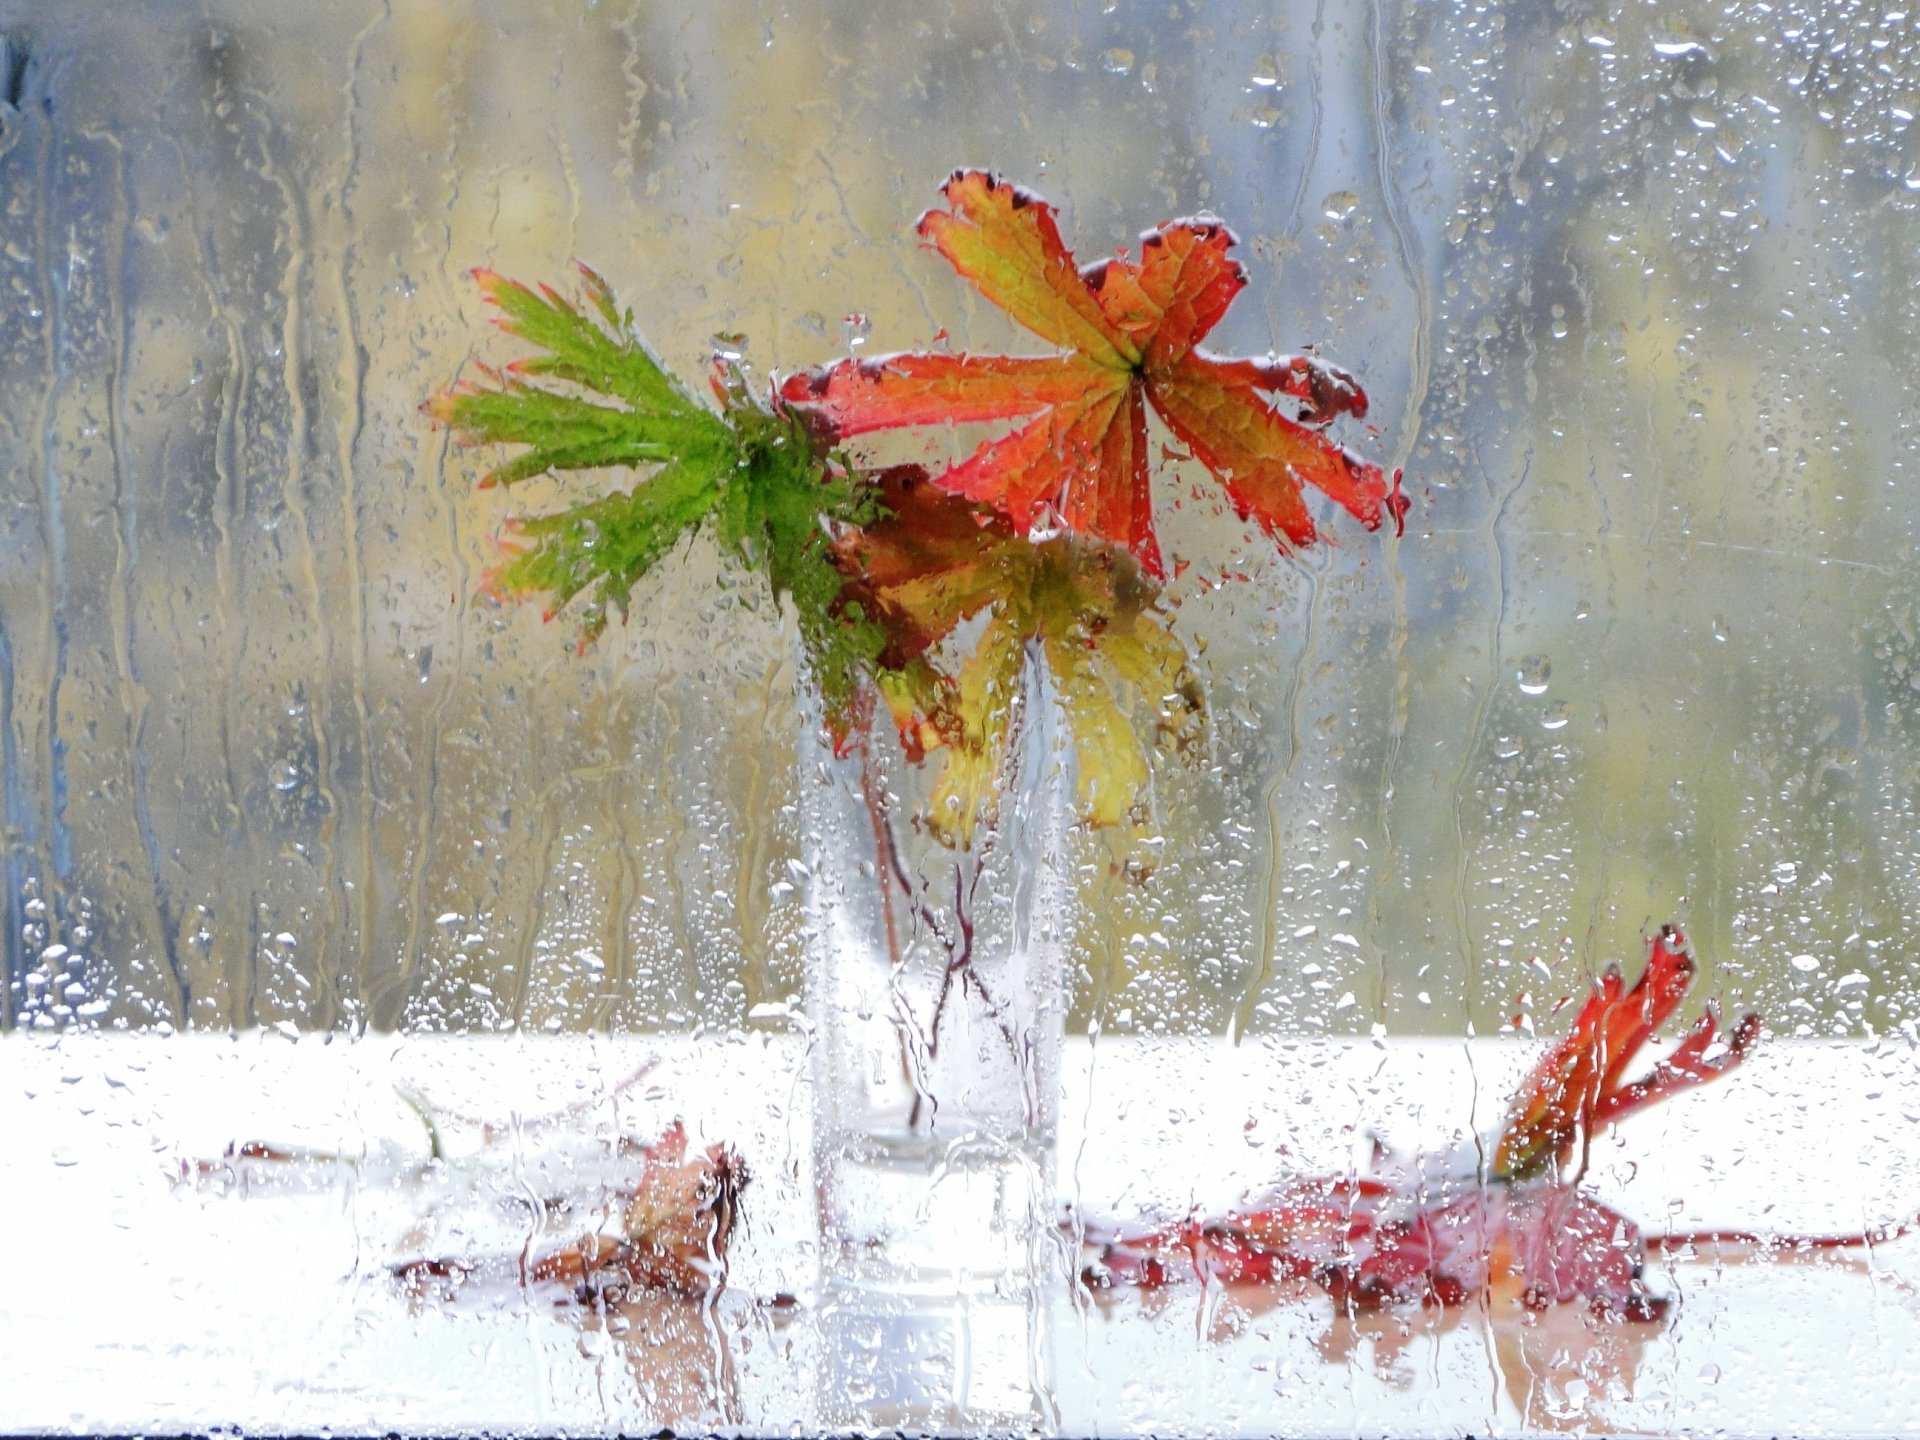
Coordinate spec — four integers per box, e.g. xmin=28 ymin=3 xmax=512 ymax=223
xmin=1080 ymin=925 xmax=1766 ymax=1325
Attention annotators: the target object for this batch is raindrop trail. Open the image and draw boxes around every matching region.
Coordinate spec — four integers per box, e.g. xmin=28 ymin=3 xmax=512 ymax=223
xmin=387 ymin=30 xmax=472 ymax=1030
xmin=326 ymin=2 xmax=388 ymax=1027
xmin=613 ymin=10 xmax=646 ymax=178
xmin=0 ymin=620 xmax=24 ymax=1028
xmin=100 ymin=128 xmax=189 ymax=1022
xmin=1364 ymin=0 xmax=1431 ymax=1026
xmin=1231 ymin=549 xmax=1326 ymax=1045
xmin=390 ymin=413 xmax=459 ymax=1028
xmin=506 ymin=772 xmax=566 ymax=1031
xmin=1416 ymin=525 xmax=1897 ymax=577
xmin=549 ymin=28 xmax=582 ymax=264
xmin=30 ymin=75 xmax=71 ymax=974
xmin=168 ymin=126 xmax=253 ymax=1025
xmin=658 ymin=693 xmax=704 ymax=1023
xmin=257 ymin=107 xmax=337 ymax=1031
xmin=596 ymin=730 xmax=641 ymax=1033
xmin=1280 ymin=0 xmax=1330 ymax=247
xmin=728 ymin=654 xmax=787 ymax=1021
xmin=1449 ymin=439 xmax=1531 ymax=1029
xmin=1569 ymin=253 xmax=1624 ymax=989
xmin=1367 ymin=0 xmax=1432 ymax=456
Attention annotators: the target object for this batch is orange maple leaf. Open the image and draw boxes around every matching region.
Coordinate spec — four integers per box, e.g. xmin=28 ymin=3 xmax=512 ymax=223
xmin=780 ymin=170 xmax=1407 ymax=576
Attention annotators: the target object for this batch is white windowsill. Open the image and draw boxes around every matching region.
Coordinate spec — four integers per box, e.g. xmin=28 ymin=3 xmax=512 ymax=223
xmin=5 ymin=1031 xmax=1916 ymax=1435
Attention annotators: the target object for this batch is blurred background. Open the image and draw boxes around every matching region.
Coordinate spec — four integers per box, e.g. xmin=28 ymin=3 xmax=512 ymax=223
xmin=0 ymin=0 xmax=1914 ymax=1042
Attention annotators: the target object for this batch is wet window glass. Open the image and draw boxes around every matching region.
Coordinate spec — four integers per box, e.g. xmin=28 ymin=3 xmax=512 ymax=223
xmin=5 ymin=2 xmax=1919 ymax=1433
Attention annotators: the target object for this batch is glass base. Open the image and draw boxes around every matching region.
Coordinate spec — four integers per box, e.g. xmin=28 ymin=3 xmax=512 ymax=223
xmin=816 ymin=1129 xmax=1057 ymax=1292
xmin=815 ymin=1269 xmax=1054 ymax=1431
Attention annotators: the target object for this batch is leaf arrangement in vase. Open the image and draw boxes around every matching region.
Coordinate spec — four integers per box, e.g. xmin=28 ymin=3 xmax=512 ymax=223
xmin=427 ymin=170 xmax=1904 ymax=1336
xmin=432 ymin=170 xmax=1395 ymax=841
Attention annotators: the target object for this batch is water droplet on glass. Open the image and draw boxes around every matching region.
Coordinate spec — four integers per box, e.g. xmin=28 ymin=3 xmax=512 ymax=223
xmin=1654 ymin=37 xmax=1713 ymax=59
xmin=710 ymin=331 xmax=747 ymax=362
xmin=1540 ymin=701 xmax=1573 ymax=731
xmin=1321 ymin=190 xmax=1359 ymax=222
xmin=1495 ymin=735 xmax=1523 ymax=760
xmin=1791 ymin=953 xmax=1821 ymax=973
xmin=1250 ymin=54 xmax=1280 ymax=88
xmin=270 ymin=759 xmax=302 ymax=792
xmin=1688 ymin=103 xmax=1720 ymax=131
xmin=1712 ymin=616 xmax=1730 ymax=643
xmin=1100 ymin=47 xmax=1135 ymax=76
xmin=842 ymin=313 xmax=870 ymax=351
xmin=1517 ymin=654 xmax=1552 ymax=694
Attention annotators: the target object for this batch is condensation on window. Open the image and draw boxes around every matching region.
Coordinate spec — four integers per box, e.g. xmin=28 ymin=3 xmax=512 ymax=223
xmin=3 ymin=1 xmax=1918 ymax=1434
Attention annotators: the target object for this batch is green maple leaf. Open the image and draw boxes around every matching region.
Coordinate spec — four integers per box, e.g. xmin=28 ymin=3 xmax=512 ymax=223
xmin=432 ymin=267 xmax=884 ymax=715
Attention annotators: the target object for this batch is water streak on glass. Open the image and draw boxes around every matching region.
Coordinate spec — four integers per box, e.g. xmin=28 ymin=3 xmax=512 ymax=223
xmin=2 ymin=1 xmax=1918 ymax=1432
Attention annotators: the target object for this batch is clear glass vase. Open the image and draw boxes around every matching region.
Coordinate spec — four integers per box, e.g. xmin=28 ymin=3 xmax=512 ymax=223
xmin=798 ymin=669 xmax=1071 ymax=1428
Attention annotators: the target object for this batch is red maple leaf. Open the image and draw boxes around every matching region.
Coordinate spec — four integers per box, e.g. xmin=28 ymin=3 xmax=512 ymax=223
xmin=1492 ymin=924 xmax=1759 ymax=1182
xmin=1080 ymin=927 xmax=1784 ymax=1323
xmin=779 ymin=170 xmax=1407 ymax=577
